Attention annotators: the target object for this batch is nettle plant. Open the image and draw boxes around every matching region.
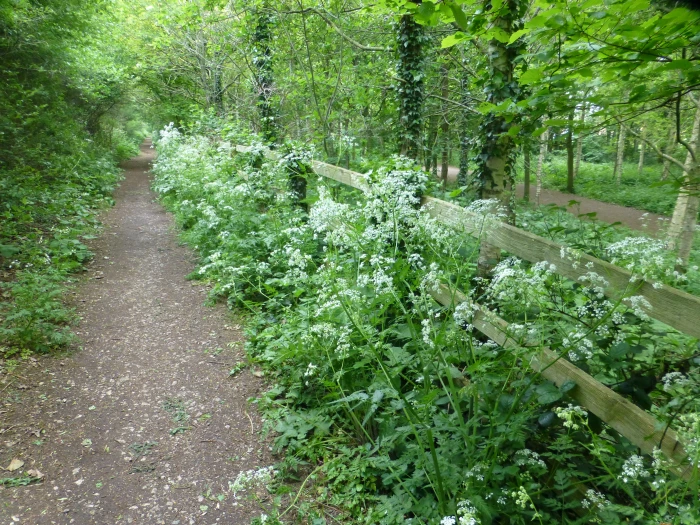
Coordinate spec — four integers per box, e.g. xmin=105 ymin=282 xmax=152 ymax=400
xmin=153 ymin=124 xmax=699 ymax=525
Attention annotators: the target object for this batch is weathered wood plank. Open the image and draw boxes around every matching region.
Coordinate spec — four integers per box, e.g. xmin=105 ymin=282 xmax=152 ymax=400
xmin=311 ymin=160 xmax=369 ymax=191
xmin=430 ymin=285 xmax=693 ymax=480
xmin=422 ymin=196 xmax=700 ymax=339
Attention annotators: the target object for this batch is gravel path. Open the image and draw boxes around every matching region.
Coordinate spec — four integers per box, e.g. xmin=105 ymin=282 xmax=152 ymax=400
xmin=1 ymin=141 xmax=270 ymax=524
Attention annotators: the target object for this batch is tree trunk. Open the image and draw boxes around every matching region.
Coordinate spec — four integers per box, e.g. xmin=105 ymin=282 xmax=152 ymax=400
xmin=476 ymin=0 xmax=525 ymax=277
xmin=637 ymin=127 xmax=646 ymax=175
xmin=566 ymin=110 xmax=575 ymax=193
xmin=523 ymin=141 xmax=531 ymax=201
xmin=535 ymin=127 xmax=548 ymax=204
xmin=425 ymin=114 xmax=437 ymax=172
xmin=662 ymin=124 xmax=676 ymax=180
xmin=254 ymin=8 xmax=277 ymax=144
xmin=668 ymin=105 xmax=700 ymax=268
xmin=614 ymin=124 xmax=626 ymax=184
xmin=458 ymin=64 xmax=470 ymax=187
xmin=440 ymin=62 xmax=449 ymax=191
xmin=397 ymin=14 xmax=425 ymax=159
xmin=575 ymin=103 xmax=585 ymax=178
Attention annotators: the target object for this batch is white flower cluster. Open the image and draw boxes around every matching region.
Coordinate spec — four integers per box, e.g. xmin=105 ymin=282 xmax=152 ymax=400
xmin=440 ymin=500 xmax=480 ymax=525
xmin=555 ymin=404 xmax=588 ymax=430
xmin=228 ymin=465 xmax=278 ymax=499
xmin=515 ymin=449 xmax=547 ymax=469
xmin=487 ymin=258 xmax=556 ymax=308
xmin=563 ymin=331 xmax=594 ymax=362
xmin=677 ymin=413 xmax=700 ymax=467
xmin=581 ymin=489 xmax=609 ymax=510
xmin=661 ymin=371 xmax=689 ymax=393
xmin=622 ymin=295 xmax=652 ymax=320
xmin=618 ymin=455 xmax=649 ymax=483
xmin=453 ymin=299 xmax=479 ymax=333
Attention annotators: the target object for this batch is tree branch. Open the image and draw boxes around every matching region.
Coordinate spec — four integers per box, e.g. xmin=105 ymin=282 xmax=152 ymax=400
xmin=300 ymin=9 xmax=391 ymax=52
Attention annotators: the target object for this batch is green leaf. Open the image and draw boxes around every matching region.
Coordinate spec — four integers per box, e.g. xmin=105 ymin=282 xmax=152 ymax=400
xmin=508 ymin=28 xmax=530 ymax=44
xmin=664 ymin=59 xmax=693 ymax=70
xmin=506 ymin=124 xmax=521 ymax=137
xmin=449 ymin=2 xmax=469 ymax=30
xmin=519 ymin=68 xmax=543 ymax=85
xmin=441 ymin=32 xmax=467 ymax=48
xmin=536 ymin=382 xmax=563 ymax=404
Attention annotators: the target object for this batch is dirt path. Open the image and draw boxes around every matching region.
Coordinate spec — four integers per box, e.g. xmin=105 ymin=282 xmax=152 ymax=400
xmin=445 ymin=166 xmax=667 ymax=234
xmin=1 ymin=141 xmax=269 ymax=524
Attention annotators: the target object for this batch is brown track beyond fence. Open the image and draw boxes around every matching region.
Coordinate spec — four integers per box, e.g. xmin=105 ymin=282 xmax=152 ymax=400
xmin=237 ymin=145 xmax=699 ymax=480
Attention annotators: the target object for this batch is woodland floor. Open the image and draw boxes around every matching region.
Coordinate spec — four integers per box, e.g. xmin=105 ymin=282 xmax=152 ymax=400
xmin=0 ymin=141 xmax=271 ymax=524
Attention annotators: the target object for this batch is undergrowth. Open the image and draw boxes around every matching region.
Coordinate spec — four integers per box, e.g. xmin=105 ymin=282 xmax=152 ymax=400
xmin=153 ymin=121 xmax=700 ymax=525
xmin=0 ymin=145 xmax=123 ymax=358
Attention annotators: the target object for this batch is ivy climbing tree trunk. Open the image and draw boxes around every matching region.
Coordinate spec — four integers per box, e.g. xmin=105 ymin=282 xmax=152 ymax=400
xmin=253 ymin=6 xmax=277 ymax=144
xmin=475 ymin=0 xmax=525 ymax=276
xmin=440 ymin=61 xmax=449 ymax=191
xmin=396 ymin=14 xmax=425 ymax=160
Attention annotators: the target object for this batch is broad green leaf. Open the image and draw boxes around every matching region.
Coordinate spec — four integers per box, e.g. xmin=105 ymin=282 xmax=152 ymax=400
xmin=448 ymin=2 xmax=469 ymax=30
xmin=508 ymin=28 xmax=530 ymax=44
xmin=441 ymin=32 xmax=467 ymax=48
xmin=519 ymin=68 xmax=543 ymax=84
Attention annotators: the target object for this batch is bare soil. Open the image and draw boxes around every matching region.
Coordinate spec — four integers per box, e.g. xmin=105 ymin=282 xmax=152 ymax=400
xmin=1 ymin=141 xmax=270 ymax=524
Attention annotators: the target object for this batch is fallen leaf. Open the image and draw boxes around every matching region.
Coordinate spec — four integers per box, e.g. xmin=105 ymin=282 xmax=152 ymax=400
xmin=26 ymin=469 xmax=44 ymax=479
xmin=75 ymin=478 xmax=84 ymax=486
xmin=6 ymin=458 xmax=24 ymax=471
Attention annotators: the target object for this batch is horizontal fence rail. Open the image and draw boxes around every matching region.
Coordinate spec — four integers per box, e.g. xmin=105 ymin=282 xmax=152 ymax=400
xmin=236 ymin=144 xmax=699 ymax=479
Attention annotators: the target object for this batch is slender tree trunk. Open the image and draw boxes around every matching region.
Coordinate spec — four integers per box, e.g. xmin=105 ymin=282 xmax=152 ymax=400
xmin=457 ymin=69 xmax=470 ymax=187
xmin=637 ymin=127 xmax=646 ymax=175
xmin=535 ymin=127 xmax=548 ymax=204
xmin=662 ymin=124 xmax=676 ymax=180
xmin=566 ymin=110 xmax=575 ymax=193
xmin=575 ymin=103 xmax=585 ymax=178
xmin=425 ymin=115 xmax=437 ymax=172
xmin=523 ymin=142 xmax=531 ymax=201
xmin=614 ymin=124 xmax=626 ymax=184
xmin=668 ymin=105 xmax=700 ymax=268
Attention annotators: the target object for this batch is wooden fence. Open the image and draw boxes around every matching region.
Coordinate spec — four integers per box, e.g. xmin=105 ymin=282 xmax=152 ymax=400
xmin=238 ymin=145 xmax=699 ymax=480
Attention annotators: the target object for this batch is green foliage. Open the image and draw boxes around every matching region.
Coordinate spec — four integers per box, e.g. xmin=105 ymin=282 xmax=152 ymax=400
xmin=154 ymin=122 xmax=700 ymax=524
